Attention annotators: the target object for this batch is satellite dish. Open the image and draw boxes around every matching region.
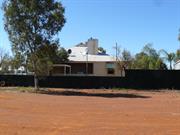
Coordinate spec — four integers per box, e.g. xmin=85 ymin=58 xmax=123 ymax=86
xmin=68 ymin=49 xmax=72 ymax=54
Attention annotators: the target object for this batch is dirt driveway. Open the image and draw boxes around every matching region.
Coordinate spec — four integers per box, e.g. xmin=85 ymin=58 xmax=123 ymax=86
xmin=0 ymin=89 xmax=180 ymax=135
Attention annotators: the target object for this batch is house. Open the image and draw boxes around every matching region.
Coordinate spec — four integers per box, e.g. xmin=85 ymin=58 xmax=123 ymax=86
xmin=51 ymin=38 xmax=124 ymax=76
xmin=174 ymin=60 xmax=180 ymax=70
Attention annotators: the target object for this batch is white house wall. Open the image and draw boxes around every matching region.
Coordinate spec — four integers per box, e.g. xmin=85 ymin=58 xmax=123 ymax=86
xmin=93 ymin=62 xmax=124 ymax=76
xmin=174 ymin=62 xmax=180 ymax=70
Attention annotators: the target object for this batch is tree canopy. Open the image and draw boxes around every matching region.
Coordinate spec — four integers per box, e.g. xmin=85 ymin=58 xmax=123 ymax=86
xmin=3 ymin=0 xmax=66 ymax=89
xmin=132 ymin=44 xmax=167 ymax=70
xmin=0 ymin=48 xmax=12 ymax=73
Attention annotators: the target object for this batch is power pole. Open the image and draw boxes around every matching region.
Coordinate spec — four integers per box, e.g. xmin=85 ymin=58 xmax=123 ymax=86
xmin=116 ymin=42 xmax=118 ymax=61
xmin=178 ymin=30 xmax=180 ymax=49
xmin=86 ymin=49 xmax=88 ymax=75
xmin=113 ymin=42 xmax=118 ymax=61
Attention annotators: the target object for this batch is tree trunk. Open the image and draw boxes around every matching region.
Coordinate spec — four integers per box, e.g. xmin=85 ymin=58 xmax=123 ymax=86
xmin=170 ymin=61 xmax=172 ymax=70
xmin=33 ymin=60 xmax=39 ymax=91
xmin=34 ymin=73 xmax=39 ymax=91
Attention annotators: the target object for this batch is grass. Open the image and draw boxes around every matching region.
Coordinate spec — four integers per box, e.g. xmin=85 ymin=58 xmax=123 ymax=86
xmin=0 ymin=87 xmax=36 ymax=93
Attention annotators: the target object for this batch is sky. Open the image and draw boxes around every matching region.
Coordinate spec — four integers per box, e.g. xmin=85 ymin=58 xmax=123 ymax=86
xmin=0 ymin=0 xmax=180 ymax=56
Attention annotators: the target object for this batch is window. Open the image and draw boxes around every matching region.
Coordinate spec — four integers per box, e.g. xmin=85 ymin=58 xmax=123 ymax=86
xmin=107 ymin=68 xmax=115 ymax=74
xmin=106 ymin=62 xmax=115 ymax=75
xmin=106 ymin=63 xmax=115 ymax=68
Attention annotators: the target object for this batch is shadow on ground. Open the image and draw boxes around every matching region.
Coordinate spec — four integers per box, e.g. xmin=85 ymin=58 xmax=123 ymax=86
xmin=37 ymin=90 xmax=151 ymax=99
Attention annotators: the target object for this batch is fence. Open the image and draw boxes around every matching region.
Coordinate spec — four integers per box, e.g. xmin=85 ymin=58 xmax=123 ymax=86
xmin=0 ymin=70 xmax=180 ymax=89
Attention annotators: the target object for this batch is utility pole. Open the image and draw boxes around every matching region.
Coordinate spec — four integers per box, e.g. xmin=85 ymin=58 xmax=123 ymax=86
xmin=178 ymin=30 xmax=180 ymax=49
xmin=113 ymin=42 xmax=118 ymax=61
xmin=86 ymin=49 xmax=88 ymax=75
xmin=116 ymin=42 xmax=118 ymax=61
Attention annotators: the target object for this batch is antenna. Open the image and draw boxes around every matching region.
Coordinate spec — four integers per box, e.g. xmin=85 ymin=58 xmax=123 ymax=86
xmin=116 ymin=43 xmax=118 ymax=61
xmin=113 ymin=42 xmax=118 ymax=61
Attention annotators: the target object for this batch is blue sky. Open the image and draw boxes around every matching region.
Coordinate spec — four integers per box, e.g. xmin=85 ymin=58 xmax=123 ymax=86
xmin=0 ymin=0 xmax=180 ymax=56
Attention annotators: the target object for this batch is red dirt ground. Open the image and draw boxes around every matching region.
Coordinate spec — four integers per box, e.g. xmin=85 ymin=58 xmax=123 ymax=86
xmin=0 ymin=89 xmax=180 ymax=135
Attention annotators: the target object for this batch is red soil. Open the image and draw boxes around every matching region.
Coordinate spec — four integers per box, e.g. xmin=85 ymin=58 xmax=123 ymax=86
xmin=0 ymin=89 xmax=180 ymax=135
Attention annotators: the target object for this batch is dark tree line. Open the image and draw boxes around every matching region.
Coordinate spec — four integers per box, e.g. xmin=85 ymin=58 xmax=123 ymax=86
xmin=115 ymin=43 xmax=180 ymax=70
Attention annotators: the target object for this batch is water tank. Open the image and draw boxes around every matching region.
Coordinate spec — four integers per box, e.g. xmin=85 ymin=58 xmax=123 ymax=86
xmin=86 ymin=38 xmax=98 ymax=55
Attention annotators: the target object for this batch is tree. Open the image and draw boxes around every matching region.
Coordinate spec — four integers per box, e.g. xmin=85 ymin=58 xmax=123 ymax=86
xmin=174 ymin=49 xmax=180 ymax=62
xmin=98 ymin=47 xmax=106 ymax=54
xmin=3 ymin=0 xmax=66 ymax=90
xmin=155 ymin=58 xmax=167 ymax=70
xmin=0 ymin=57 xmax=12 ymax=73
xmin=113 ymin=45 xmax=134 ymax=77
xmin=11 ymin=51 xmax=26 ymax=71
xmin=142 ymin=44 xmax=159 ymax=58
xmin=120 ymin=49 xmax=133 ymax=69
xmin=56 ymin=47 xmax=69 ymax=63
xmin=176 ymin=30 xmax=180 ymax=61
xmin=0 ymin=49 xmax=12 ymax=73
xmin=132 ymin=52 xmax=149 ymax=69
xmin=159 ymin=49 xmax=175 ymax=70
xmin=0 ymin=47 xmax=6 ymax=67
xmin=132 ymin=44 xmax=167 ymax=70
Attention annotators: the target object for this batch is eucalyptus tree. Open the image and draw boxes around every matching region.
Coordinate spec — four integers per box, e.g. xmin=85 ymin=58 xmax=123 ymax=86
xmin=132 ymin=44 xmax=167 ymax=70
xmin=3 ymin=0 xmax=66 ymax=90
xmin=0 ymin=47 xmax=6 ymax=67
